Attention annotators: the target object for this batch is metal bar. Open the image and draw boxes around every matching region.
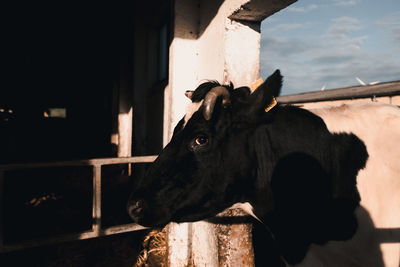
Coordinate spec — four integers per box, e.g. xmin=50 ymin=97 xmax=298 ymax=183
xmin=0 ymin=170 xmax=4 ymax=248
xmin=0 ymin=155 xmax=157 ymax=171
xmin=101 ymin=223 xmax=148 ymax=235
xmin=277 ymin=80 xmax=400 ymax=104
xmin=92 ymin=165 xmax=102 ymax=235
xmin=0 ymin=223 xmax=148 ymax=253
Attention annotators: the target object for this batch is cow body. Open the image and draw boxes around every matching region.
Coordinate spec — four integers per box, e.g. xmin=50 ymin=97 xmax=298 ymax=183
xmin=127 ymin=70 xmax=400 ymax=266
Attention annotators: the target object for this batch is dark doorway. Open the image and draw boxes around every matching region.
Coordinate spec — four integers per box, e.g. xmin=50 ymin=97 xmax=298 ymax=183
xmin=1 ymin=2 xmax=171 ymax=265
xmin=2 ymin=1 xmax=170 ymax=163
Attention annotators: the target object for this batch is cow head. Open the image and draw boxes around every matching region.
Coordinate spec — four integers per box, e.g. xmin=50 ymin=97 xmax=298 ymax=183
xmin=127 ymin=70 xmax=282 ymax=227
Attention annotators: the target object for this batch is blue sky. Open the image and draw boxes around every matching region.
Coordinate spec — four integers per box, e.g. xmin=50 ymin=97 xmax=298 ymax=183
xmin=260 ymin=0 xmax=400 ymax=95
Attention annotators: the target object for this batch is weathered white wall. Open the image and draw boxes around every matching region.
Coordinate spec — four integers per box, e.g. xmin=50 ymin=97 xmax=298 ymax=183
xmin=224 ymin=19 xmax=261 ymax=87
xmin=164 ymin=0 xmax=199 ymax=146
xmin=165 ymin=0 xmax=297 ymax=142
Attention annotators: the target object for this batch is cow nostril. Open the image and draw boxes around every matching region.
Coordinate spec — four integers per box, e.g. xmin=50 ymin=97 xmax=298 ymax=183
xmin=131 ymin=205 xmax=143 ymax=215
xmin=127 ymin=200 xmax=145 ymax=221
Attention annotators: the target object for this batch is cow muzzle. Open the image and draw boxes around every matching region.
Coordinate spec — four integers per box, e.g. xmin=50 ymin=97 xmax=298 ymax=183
xmin=127 ymin=199 xmax=147 ymax=224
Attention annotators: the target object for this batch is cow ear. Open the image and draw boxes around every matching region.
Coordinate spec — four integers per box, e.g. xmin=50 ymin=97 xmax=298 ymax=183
xmin=247 ymin=70 xmax=282 ymax=116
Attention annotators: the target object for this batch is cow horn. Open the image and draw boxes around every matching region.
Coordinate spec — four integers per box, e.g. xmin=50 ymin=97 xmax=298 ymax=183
xmin=185 ymin=90 xmax=194 ymax=100
xmin=203 ymin=86 xmax=230 ymax=120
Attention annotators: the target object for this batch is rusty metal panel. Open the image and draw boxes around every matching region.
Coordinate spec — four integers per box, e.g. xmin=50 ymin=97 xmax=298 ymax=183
xmin=215 ymin=209 xmax=255 ymax=267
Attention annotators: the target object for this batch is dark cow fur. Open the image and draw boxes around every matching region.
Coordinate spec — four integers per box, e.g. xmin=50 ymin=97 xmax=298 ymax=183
xmin=127 ymin=70 xmax=369 ymax=265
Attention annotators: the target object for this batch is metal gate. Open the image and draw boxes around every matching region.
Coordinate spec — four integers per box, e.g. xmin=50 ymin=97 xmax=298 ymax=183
xmin=0 ymin=156 xmax=156 ymax=253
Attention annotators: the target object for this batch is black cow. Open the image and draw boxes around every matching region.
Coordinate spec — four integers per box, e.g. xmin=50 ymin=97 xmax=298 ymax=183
xmin=128 ymin=70 xmax=400 ymax=266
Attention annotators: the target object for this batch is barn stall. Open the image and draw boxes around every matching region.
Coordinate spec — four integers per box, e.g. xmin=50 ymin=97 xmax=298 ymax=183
xmin=1 ymin=0 xmax=297 ymax=266
xmin=2 ymin=0 xmax=399 ymax=266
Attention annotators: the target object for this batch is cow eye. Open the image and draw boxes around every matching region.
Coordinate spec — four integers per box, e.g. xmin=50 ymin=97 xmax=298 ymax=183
xmin=189 ymin=135 xmax=209 ymax=151
xmin=195 ymin=136 xmax=208 ymax=146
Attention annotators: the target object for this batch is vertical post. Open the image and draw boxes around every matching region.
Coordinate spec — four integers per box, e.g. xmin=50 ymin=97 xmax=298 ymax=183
xmin=118 ymin=110 xmax=133 ymax=175
xmin=92 ymin=165 xmax=102 ymax=235
xmin=191 ymin=221 xmax=219 ymax=266
xmin=224 ymin=19 xmax=260 ymax=87
xmin=167 ymin=1 xmax=215 ymax=266
xmin=164 ymin=0 xmax=200 ymax=143
xmin=110 ymin=81 xmax=120 ymax=157
xmin=0 ymin=169 xmax=4 ymax=248
xmin=167 ymin=0 xmax=296 ymax=265
xmin=167 ymin=223 xmax=192 ymax=266
xmin=212 ymin=18 xmax=261 ymax=267
xmin=117 ymin=109 xmax=133 ymax=158
xmin=118 ymin=45 xmax=133 ymax=175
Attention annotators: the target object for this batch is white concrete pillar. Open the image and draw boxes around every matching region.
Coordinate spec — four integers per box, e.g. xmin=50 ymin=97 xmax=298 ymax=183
xmin=164 ymin=0 xmax=200 ymax=144
xmin=224 ymin=19 xmax=261 ymax=87
xmin=165 ymin=1 xmax=296 ymax=266
xmin=167 ymin=223 xmax=192 ymax=266
xmin=117 ymin=109 xmax=132 ymax=157
xmin=191 ymin=221 xmax=219 ymax=266
xmin=118 ymin=57 xmax=133 ymax=158
xmin=166 ymin=1 xmax=217 ymax=265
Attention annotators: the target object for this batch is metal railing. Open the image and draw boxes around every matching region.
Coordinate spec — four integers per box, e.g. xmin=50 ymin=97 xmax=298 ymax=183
xmin=0 ymin=155 xmax=157 ymax=253
xmin=277 ymin=80 xmax=400 ymax=104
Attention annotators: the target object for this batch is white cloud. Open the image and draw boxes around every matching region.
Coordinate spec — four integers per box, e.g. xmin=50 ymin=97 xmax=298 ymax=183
xmin=262 ymin=23 xmax=304 ymax=33
xmin=331 ymin=17 xmax=359 ymax=24
xmin=326 ymin=17 xmax=362 ymax=39
xmin=260 ymin=4 xmax=400 ymax=95
xmin=287 ymin=4 xmax=318 ymax=13
xmin=261 ymin=36 xmax=315 ymax=57
xmin=260 ymin=24 xmax=399 ymax=94
xmin=333 ymin=0 xmax=360 ymax=6
xmin=375 ymin=11 xmax=400 ymax=43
